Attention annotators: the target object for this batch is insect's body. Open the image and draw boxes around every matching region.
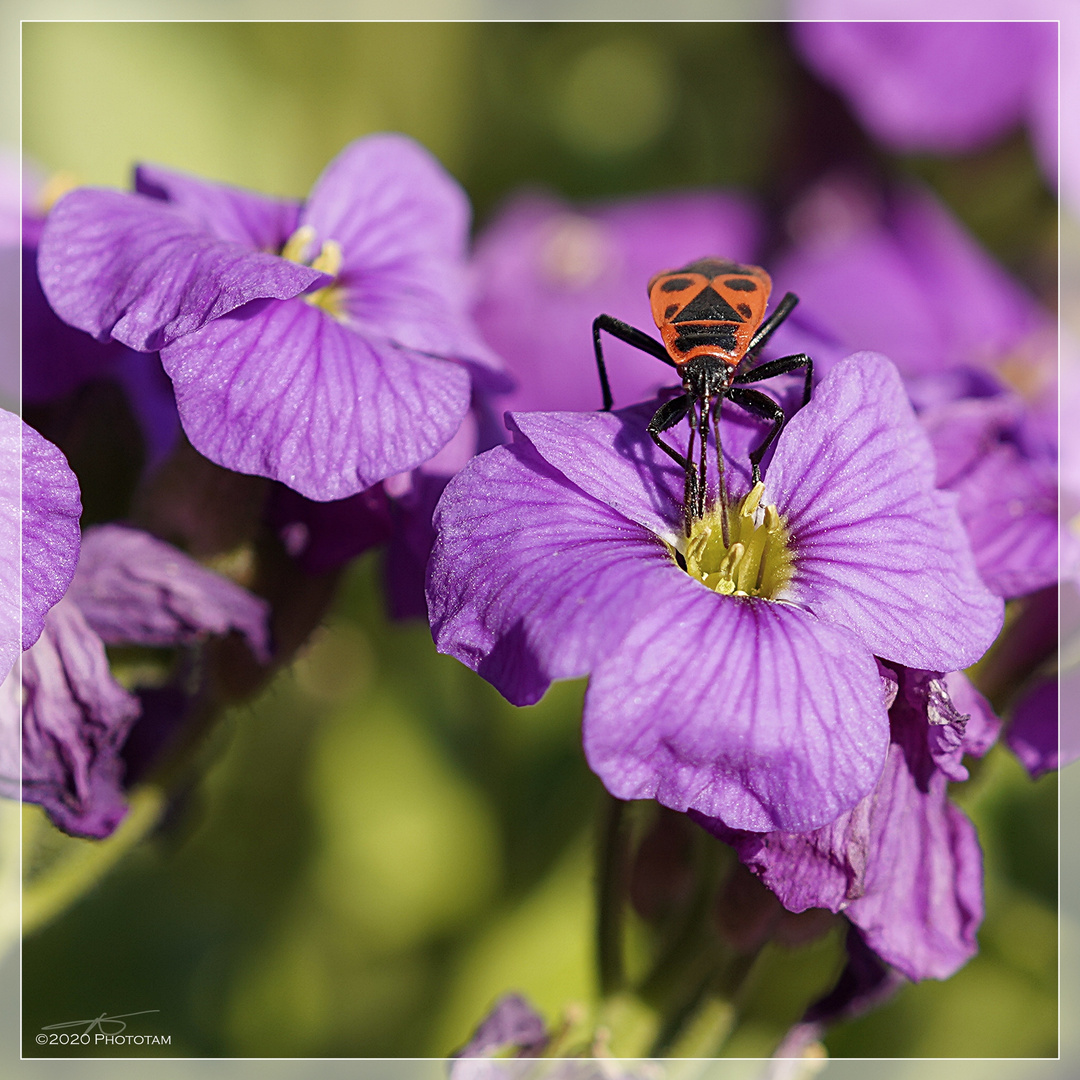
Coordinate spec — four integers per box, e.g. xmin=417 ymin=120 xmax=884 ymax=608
xmin=648 ymin=258 xmax=773 ymax=372
xmin=592 ymin=257 xmax=813 ymax=535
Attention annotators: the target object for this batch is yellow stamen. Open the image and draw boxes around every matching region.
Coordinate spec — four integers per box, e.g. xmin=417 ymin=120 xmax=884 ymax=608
xmin=677 ymin=481 xmax=794 ymax=600
xmin=280 ymin=226 xmax=346 ymax=321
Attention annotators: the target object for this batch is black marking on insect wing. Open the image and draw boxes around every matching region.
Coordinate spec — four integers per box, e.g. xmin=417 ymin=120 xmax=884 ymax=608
xmin=674 ymin=323 xmax=740 ymax=354
xmin=723 ymin=277 xmax=759 ymax=292
xmin=659 ymin=276 xmax=695 ymax=293
xmin=672 ymin=286 xmax=745 ymax=323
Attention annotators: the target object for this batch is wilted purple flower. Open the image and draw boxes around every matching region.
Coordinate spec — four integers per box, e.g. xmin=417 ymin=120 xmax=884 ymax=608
xmin=769 ymin=924 xmax=905 ymax=1064
xmin=789 ymin=18 xmax=1057 ymax=188
xmin=20 ymin=523 xmax=270 ymax=838
xmin=39 ymin=134 xmax=505 ymax=501
xmin=428 ymin=353 xmax=1002 ymax=833
xmin=470 ymin=188 xmax=761 ymax=414
xmin=699 ymin=667 xmax=1000 ymax=980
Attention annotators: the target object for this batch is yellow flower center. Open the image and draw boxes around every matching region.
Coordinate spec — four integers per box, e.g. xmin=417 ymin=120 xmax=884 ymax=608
xmin=677 ymin=482 xmax=794 ymax=600
xmin=281 ymin=224 xmax=346 ymax=320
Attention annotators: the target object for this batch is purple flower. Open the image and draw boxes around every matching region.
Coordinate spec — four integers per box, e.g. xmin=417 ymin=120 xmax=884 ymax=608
xmin=453 ymin=992 xmax=548 ymax=1058
xmin=777 ymin=181 xmax=1054 ymax=390
xmin=38 ymin=134 xmax=505 ymax=501
xmin=470 ymin=188 xmax=761 ymax=414
xmin=698 ymin=667 xmax=999 ymax=980
xmin=776 ymin=181 xmax=1058 ymax=600
xmin=789 ymin=18 xmax=1057 ymax=188
xmin=20 ymin=523 xmax=270 ymax=838
xmin=428 ymin=352 xmax=1002 ymax=833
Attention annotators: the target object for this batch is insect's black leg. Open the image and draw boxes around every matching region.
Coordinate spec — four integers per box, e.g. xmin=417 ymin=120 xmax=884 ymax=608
xmin=735 ymin=352 xmax=814 ymax=407
xmin=593 ymin=314 xmax=674 ymax=411
xmin=747 ymin=292 xmax=798 ymax=355
xmin=725 ymin=386 xmax=787 ymax=485
xmin=647 ymin=394 xmax=698 ymax=534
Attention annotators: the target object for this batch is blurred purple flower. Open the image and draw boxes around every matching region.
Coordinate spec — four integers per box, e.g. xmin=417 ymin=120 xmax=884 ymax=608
xmin=470 ymin=188 xmax=762 ymax=414
xmin=20 ymin=523 xmax=270 ymax=838
xmin=699 ymin=667 xmax=999 ymax=980
xmin=1006 ymin=675 xmax=1059 ymax=779
xmin=39 ymin=134 xmax=505 ymax=501
xmin=453 ymin=992 xmax=548 ymax=1059
xmin=776 ymin=180 xmax=1058 ymax=600
xmin=777 ymin=181 xmax=1054 ymax=393
xmin=428 ymin=353 xmax=1002 ymax=833
xmin=790 ymin=18 xmax=1057 ymax=188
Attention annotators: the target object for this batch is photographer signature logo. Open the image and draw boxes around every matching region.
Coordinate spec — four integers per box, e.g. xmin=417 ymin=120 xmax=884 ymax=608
xmin=35 ymin=1010 xmax=165 ymax=1047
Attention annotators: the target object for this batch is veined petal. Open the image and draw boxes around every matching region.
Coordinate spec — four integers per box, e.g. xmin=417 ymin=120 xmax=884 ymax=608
xmin=68 ymin=524 xmax=271 ymax=662
xmin=301 ymin=134 xmax=503 ymax=372
xmin=584 ymin=594 xmax=889 ymax=833
xmin=767 ymin=352 xmax=1002 ymax=670
xmin=12 ymin=416 xmax=82 ymax=655
xmin=506 ymin=399 xmax=765 ymax=544
xmin=507 ymin=407 xmax=684 ymax=543
xmin=428 ymin=439 xmax=678 ymax=706
xmin=135 ymin=163 xmax=301 ymax=250
xmin=160 ymin=298 xmax=472 ymax=500
xmin=38 ymin=188 xmax=327 ymax=352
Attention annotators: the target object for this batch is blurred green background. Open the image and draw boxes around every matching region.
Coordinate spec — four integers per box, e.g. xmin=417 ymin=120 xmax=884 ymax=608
xmin=20 ymin=22 xmax=1058 ymax=1059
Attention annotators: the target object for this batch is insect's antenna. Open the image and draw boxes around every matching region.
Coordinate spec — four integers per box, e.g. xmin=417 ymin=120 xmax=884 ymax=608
xmin=711 ymin=397 xmax=729 ymax=549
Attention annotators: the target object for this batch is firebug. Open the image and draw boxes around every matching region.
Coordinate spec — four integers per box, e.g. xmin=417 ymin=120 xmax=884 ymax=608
xmin=592 ymin=257 xmax=812 ymax=534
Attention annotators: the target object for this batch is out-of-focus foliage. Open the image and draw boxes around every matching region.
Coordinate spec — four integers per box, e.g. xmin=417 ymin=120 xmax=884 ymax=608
xmin=20 ymin=21 xmax=1057 ymax=1059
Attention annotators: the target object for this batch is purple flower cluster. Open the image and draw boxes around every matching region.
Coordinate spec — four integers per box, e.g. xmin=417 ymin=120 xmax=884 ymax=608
xmin=12 ymin=72 xmax=1060 ymax=1053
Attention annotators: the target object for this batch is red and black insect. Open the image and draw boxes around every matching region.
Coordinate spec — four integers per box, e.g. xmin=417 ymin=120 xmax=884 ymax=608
xmin=592 ymin=257 xmax=812 ymax=533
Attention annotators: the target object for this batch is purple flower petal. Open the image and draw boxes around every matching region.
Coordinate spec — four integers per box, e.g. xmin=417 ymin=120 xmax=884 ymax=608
xmin=9 ymin=414 xmax=82 ymax=655
xmin=428 ymin=439 xmax=678 ymax=706
xmin=0 ymin=665 xmax=19 ymax=799
xmin=134 ymin=163 xmax=301 ymax=250
xmin=21 ymin=597 xmax=140 ymax=838
xmin=585 ymin=594 xmax=889 ymax=833
xmin=38 ymin=188 xmax=327 ymax=352
xmin=302 ymin=134 xmax=503 ymax=375
xmin=767 ymin=352 xmax=1003 ymax=671
xmin=67 ymin=524 xmax=271 ymax=662
xmin=791 ymin=21 xmax=1054 ymax=154
xmin=506 ymin=396 xmax=771 ymax=544
xmin=160 ymin=297 xmax=472 ymax=500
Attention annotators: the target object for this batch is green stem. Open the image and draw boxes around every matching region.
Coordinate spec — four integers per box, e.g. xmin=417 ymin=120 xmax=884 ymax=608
xmin=649 ymin=946 xmax=761 ymax=1057
xmin=596 ymin=792 xmax=630 ymax=997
